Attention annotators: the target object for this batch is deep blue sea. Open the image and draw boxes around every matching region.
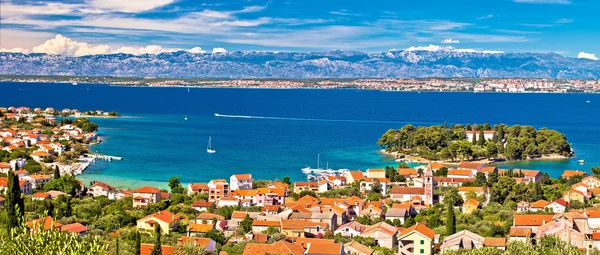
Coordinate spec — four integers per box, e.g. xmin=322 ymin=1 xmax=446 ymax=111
xmin=2 ymin=82 xmax=599 ymax=189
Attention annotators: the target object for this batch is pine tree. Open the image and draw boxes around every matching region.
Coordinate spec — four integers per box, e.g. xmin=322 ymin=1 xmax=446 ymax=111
xmin=478 ymin=129 xmax=485 ymax=146
xmin=150 ymin=225 xmax=162 ymax=255
xmin=446 ymin=203 xmax=456 ymax=236
xmin=5 ymin=170 xmax=24 ymax=230
xmin=53 ymin=165 xmax=61 ymax=179
xmin=134 ymin=231 xmax=141 ymax=255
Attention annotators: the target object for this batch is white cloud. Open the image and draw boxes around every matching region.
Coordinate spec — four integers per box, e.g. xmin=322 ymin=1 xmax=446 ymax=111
xmin=406 ymin=45 xmax=504 ymax=54
xmin=90 ymin=0 xmax=174 ymax=13
xmin=329 ymin=9 xmax=361 ymax=16
xmin=212 ymin=47 xmax=228 ymax=53
xmin=32 ymin=34 xmax=112 ymax=56
xmin=114 ymin=45 xmax=180 ymax=55
xmin=578 ymin=52 xmax=598 ymax=61
xmin=441 ymin=39 xmax=460 ymax=44
xmin=188 ymin=47 xmax=207 ymax=54
xmin=0 ymin=48 xmax=30 ymax=54
xmin=555 ymin=18 xmax=574 ymax=24
xmin=476 ymin=14 xmax=495 ymax=20
xmin=514 ymin=0 xmax=571 ymax=4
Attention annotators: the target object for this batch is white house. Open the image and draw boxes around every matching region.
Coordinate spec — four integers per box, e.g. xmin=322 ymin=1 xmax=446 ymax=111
xmin=88 ymin=182 xmax=116 ymax=200
xmin=217 ymin=197 xmax=240 ymax=208
xmin=318 ymin=180 xmax=333 ymax=193
xmin=229 ymin=174 xmax=253 ymax=191
xmin=360 ymin=178 xmax=389 ymax=195
xmin=465 ymin=130 xmax=496 ymax=142
xmin=334 ymin=221 xmax=367 ymax=238
xmin=544 ymin=199 xmax=567 ymax=213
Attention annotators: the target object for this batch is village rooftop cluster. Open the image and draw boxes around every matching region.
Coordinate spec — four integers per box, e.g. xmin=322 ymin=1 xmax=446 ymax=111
xmin=4 ymin=158 xmax=600 ymax=255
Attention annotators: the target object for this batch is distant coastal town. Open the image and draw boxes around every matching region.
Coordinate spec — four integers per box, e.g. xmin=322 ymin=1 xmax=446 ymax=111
xmin=1 ymin=75 xmax=600 ymax=93
xmin=2 ymin=106 xmax=600 ymax=255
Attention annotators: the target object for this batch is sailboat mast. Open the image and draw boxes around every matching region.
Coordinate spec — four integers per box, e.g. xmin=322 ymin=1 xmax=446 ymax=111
xmin=317 ymin=153 xmax=320 ymax=169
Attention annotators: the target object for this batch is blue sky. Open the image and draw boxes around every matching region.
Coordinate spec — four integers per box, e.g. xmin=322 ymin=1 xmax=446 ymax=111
xmin=0 ymin=0 xmax=598 ymax=58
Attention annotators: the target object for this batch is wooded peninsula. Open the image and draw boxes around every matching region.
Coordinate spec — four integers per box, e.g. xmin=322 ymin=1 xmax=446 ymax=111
xmin=377 ymin=123 xmax=572 ymax=162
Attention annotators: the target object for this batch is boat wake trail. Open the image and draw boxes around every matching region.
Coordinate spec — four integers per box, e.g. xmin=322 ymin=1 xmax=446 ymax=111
xmin=214 ymin=113 xmax=414 ymax=125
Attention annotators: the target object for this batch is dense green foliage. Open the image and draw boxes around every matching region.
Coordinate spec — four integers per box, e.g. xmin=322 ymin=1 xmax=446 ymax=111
xmin=441 ymin=236 xmax=588 ymax=255
xmin=4 ymin=170 xmax=25 ymax=231
xmin=378 ymin=123 xmax=571 ymax=161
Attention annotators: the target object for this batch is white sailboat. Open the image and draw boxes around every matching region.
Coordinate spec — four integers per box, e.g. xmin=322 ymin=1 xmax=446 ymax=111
xmin=207 ymin=136 xmax=216 ymax=153
xmin=301 ymin=153 xmax=348 ymax=175
xmin=184 ymin=115 xmax=188 ymax=121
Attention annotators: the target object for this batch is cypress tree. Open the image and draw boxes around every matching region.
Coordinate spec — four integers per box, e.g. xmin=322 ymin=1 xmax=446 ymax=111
xmin=498 ymin=125 xmax=505 ymax=143
xmin=53 ymin=165 xmax=61 ymax=179
xmin=478 ymin=129 xmax=485 ymax=146
xmin=491 ymin=131 xmax=498 ymax=143
xmin=134 ymin=231 xmax=141 ymax=255
xmin=443 ymin=121 xmax=448 ymax=129
xmin=472 ymin=130 xmax=477 ymax=145
xmin=5 ymin=170 xmax=24 ymax=230
xmin=150 ymin=224 xmax=162 ymax=255
xmin=115 ymin=236 xmax=119 ymax=255
xmin=446 ymin=203 xmax=456 ymax=236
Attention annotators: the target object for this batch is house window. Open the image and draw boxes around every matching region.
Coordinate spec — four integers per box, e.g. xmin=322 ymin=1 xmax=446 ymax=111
xmin=316 ymin=226 xmax=320 ymax=232
xmin=420 ymin=240 xmax=424 ymax=245
xmin=420 ymin=249 xmax=424 ymax=254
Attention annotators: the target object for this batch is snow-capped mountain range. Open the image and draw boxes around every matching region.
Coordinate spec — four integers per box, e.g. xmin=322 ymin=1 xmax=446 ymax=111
xmin=1 ymin=50 xmax=599 ymax=79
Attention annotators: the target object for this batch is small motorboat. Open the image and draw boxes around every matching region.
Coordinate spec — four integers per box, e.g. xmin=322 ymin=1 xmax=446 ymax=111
xmin=578 ymin=159 xmax=585 ymax=164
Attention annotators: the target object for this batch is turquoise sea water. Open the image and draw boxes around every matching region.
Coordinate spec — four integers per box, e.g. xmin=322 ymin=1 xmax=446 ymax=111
xmin=2 ymin=82 xmax=600 ymax=189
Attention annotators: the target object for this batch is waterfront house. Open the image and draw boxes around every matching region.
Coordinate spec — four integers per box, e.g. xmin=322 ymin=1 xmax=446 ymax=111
xmin=359 ymin=222 xmax=398 ymax=249
xmin=464 ymin=131 xmax=495 ymax=143
xmin=517 ymin=201 xmax=530 ymax=212
xmin=208 ymin=179 xmax=229 ymax=202
xmin=136 ymin=210 xmax=181 ymax=234
xmin=344 ymin=241 xmax=374 ymax=255
xmin=440 ymin=230 xmax=485 ymax=252
xmin=515 ymin=169 xmax=543 ymax=183
xmin=334 ymin=221 xmax=367 ymax=238
xmin=294 ymin=182 xmax=319 ymax=194
xmin=463 ymin=198 xmax=479 ymax=214
xmin=545 ymin=199 xmax=567 ymax=213
xmin=562 ymin=170 xmax=588 ymax=179
xmin=582 ymin=176 xmax=600 ymax=188
xmin=564 ymin=188 xmax=586 ymax=204
xmin=217 ymin=196 xmax=240 ymax=207
xmin=360 ymin=178 xmax=389 ymax=195
xmin=281 ymin=219 xmax=328 ymax=238
xmin=132 ymin=186 xmax=161 ymax=208
xmin=318 ymin=180 xmax=333 ymax=193
xmin=0 ymin=177 xmax=32 ymax=195
xmin=530 ymin=200 xmax=551 ymax=212
xmin=513 ymin=214 xmax=554 ymax=235
xmin=256 ymin=187 xmax=286 ymax=206
xmin=188 ymin=183 xmax=209 ymax=195
xmin=242 ymin=241 xmax=305 ymax=255
xmin=326 ymin=175 xmax=346 ymax=187
xmin=192 ymin=200 xmax=214 ymax=212
xmin=88 ymin=182 xmax=116 ymax=200
xmin=230 ymin=174 xmax=253 ymax=191
xmin=397 ymin=223 xmax=435 ymax=255
xmin=366 ymin=169 xmax=386 ymax=179
xmin=457 ymin=161 xmax=486 ymax=173
xmin=346 ymin=170 xmax=366 ymax=184
xmin=195 ymin=212 xmax=224 ymax=224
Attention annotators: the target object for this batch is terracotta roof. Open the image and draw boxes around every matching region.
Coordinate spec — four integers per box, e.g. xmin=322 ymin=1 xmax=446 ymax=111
xmin=448 ymin=169 xmax=472 ymax=176
xmin=513 ymin=214 xmax=554 ymax=226
xmin=90 ymin=182 xmax=114 ymax=191
xmin=252 ymin=220 xmax=280 ymax=227
xmin=232 ymin=211 xmax=250 ymax=219
xmin=257 ymin=187 xmax=285 ymax=197
xmin=291 ymin=237 xmax=335 ymax=249
xmin=483 ymin=238 xmax=506 ymax=247
xmin=27 ymin=216 xmax=62 ymax=231
xmin=263 ymin=205 xmax=281 ymax=212
xmin=562 ymin=170 xmax=588 ymax=179
xmin=564 ymin=189 xmax=585 ymax=197
xmin=294 ymin=182 xmax=318 ymax=187
xmin=281 ymin=219 xmax=328 ymax=230
xmin=133 ymin=186 xmax=161 ymax=194
xmin=242 ymin=241 xmax=304 ymax=255
xmin=457 ymin=187 xmax=485 ymax=193
xmin=345 ymin=241 xmax=374 ymax=255
xmin=518 ymin=169 xmax=541 ymax=177
xmin=593 ymin=232 xmax=600 ymax=240
xmin=530 ymin=200 xmax=551 ymax=208
xmin=61 ymin=222 xmax=88 ymax=233
xmin=478 ymin=167 xmax=497 ymax=173
xmin=586 ymin=211 xmax=600 ymax=218
xmin=362 ymin=222 xmax=398 ymax=236
xmin=32 ymin=192 xmax=51 ymax=199
xmin=252 ymin=233 xmax=268 ymax=243
xmin=233 ymin=174 xmax=252 ymax=179
xmin=429 ymin=163 xmax=446 ymax=169
xmin=192 ymin=200 xmax=213 ymax=207
xmin=233 ymin=189 xmax=258 ymax=196
xmin=398 ymin=223 xmax=435 ymax=240
xmin=551 ymin=198 xmax=567 ymax=207
xmin=464 ymin=198 xmax=479 ymax=206
xmin=389 ymin=187 xmax=424 ymax=195
xmin=189 ymin=183 xmax=209 ymax=192
xmin=138 ymin=210 xmax=181 ymax=224
xmin=364 ymin=177 xmax=390 ymax=182
xmin=140 ymin=243 xmax=174 ymax=255
xmin=457 ymin=162 xmax=484 ymax=170
xmin=196 ymin=212 xmax=224 ymax=221
xmin=188 ymin=224 xmax=213 ymax=233
xmin=348 ymin=171 xmax=365 ymax=181
xmin=591 ymin=188 xmax=600 ymax=195
xmin=397 ymin=168 xmax=417 ymax=176
xmin=509 ymin=227 xmax=532 ymax=237
xmin=305 ymin=242 xmax=342 ymax=255
xmin=0 ymin=162 xmax=10 ymax=168
xmin=392 ymin=203 xmax=412 ymax=210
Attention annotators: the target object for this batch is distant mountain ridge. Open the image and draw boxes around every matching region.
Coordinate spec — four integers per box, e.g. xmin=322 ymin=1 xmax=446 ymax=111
xmin=1 ymin=50 xmax=599 ymax=79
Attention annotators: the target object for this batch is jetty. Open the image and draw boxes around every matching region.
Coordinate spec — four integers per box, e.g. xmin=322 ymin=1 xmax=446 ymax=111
xmin=84 ymin=153 xmax=124 ymax=161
